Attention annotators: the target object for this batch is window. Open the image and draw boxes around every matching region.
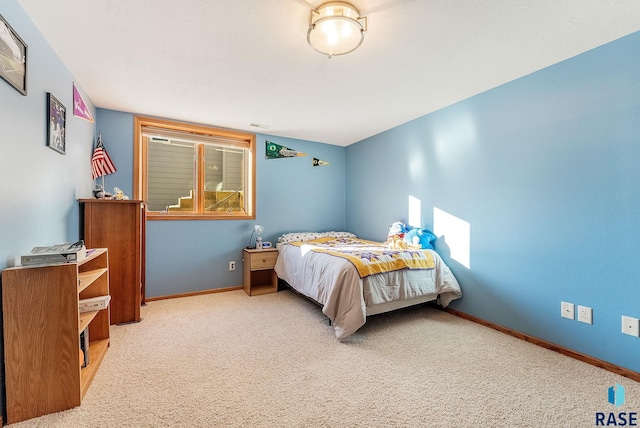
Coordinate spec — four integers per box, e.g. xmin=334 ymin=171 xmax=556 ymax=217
xmin=134 ymin=116 xmax=256 ymax=220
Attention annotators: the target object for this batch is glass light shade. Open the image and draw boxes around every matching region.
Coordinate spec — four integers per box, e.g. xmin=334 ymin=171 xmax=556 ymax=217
xmin=307 ymin=2 xmax=367 ymax=57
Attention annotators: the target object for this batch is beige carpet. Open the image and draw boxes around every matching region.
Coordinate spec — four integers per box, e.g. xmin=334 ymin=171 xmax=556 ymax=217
xmin=10 ymin=289 xmax=639 ymax=427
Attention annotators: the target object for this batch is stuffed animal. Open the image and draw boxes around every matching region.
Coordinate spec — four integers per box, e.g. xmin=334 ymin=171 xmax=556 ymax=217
xmin=387 ymin=234 xmax=413 ymax=250
xmin=403 ymin=227 xmax=437 ymax=250
xmin=386 ymin=221 xmax=419 ymax=249
xmin=387 ymin=221 xmax=407 ymax=239
xmin=113 ymin=187 xmax=130 ymax=201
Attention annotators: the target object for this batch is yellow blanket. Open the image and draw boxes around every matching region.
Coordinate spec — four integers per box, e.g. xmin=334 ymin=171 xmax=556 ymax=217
xmin=291 ymin=237 xmax=435 ymax=278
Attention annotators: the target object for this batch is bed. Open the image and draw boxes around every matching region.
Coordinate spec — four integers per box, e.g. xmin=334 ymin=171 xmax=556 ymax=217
xmin=274 ymin=232 xmax=462 ymax=340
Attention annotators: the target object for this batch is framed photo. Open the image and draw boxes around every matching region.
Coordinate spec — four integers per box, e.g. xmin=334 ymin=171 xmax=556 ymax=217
xmin=47 ymin=93 xmax=66 ymax=154
xmin=0 ymin=14 xmax=27 ymax=95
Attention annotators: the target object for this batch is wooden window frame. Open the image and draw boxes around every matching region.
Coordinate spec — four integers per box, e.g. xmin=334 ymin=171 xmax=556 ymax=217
xmin=134 ymin=116 xmax=256 ymax=220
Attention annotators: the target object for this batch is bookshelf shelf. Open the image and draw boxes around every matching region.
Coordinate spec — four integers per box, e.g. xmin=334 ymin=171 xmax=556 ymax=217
xmin=1 ymin=248 xmax=111 ymax=424
xmin=78 ymin=268 xmax=108 ymax=293
xmin=80 ymin=338 xmax=109 ymax=397
xmin=79 ymin=310 xmax=99 ymax=332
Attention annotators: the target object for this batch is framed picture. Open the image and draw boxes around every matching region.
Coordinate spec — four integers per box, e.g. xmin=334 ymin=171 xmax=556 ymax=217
xmin=0 ymin=14 xmax=27 ymax=95
xmin=47 ymin=93 xmax=66 ymax=154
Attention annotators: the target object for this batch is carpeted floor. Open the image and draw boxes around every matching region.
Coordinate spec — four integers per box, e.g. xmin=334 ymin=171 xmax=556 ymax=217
xmin=10 ymin=289 xmax=639 ymax=427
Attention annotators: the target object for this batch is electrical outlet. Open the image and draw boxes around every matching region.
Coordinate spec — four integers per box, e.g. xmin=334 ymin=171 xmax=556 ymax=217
xmin=561 ymin=301 xmax=574 ymax=320
xmin=622 ymin=315 xmax=640 ymax=337
xmin=229 ymin=261 xmax=236 ymax=271
xmin=577 ymin=305 xmax=592 ymax=324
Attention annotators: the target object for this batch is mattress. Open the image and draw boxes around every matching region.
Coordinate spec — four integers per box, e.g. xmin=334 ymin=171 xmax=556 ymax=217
xmin=275 ymin=240 xmax=462 ymax=339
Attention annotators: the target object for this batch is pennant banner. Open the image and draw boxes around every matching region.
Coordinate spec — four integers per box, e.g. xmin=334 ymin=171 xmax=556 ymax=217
xmin=266 ymin=141 xmax=307 ymax=159
xmin=312 ymin=158 xmax=330 ymax=167
xmin=73 ymin=84 xmax=94 ymax=122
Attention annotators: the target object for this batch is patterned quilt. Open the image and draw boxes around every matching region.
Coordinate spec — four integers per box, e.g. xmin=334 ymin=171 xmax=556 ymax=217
xmin=290 ymin=237 xmax=435 ymax=278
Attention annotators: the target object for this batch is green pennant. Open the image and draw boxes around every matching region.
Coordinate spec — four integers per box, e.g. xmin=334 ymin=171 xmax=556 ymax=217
xmin=266 ymin=141 xmax=307 ymax=159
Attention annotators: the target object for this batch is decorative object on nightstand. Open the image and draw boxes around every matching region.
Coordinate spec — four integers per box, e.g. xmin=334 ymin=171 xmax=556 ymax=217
xmin=247 ymin=224 xmax=264 ymax=249
xmin=243 ymin=247 xmax=278 ymax=296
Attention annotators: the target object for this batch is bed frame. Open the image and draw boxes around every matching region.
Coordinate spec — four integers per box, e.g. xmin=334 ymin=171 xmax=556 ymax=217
xmin=279 ymin=278 xmax=438 ymax=320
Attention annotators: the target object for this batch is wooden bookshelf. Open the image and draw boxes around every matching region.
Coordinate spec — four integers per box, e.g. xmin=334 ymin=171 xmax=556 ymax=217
xmin=1 ymin=248 xmax=110 ymax=424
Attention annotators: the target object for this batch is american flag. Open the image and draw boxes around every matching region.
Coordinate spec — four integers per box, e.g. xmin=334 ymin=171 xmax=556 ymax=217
xmin=91 ymin=134 xmax=117 ymax=179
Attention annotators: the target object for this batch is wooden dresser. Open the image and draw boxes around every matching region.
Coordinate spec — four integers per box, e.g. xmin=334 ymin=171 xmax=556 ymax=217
xmin=79 ymin=199 xmax=146 ymax=324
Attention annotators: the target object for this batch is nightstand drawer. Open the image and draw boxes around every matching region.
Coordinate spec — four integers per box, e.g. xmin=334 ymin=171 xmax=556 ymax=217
xmin=250 ymin=251 xmax=278 ymax=270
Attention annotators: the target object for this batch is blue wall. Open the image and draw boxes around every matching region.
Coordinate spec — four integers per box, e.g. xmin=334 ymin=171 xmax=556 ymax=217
xmin=0 ymin=0 xmax=97 ymax=419
xmin=0 ymin=2 xmax=97 ymax=272
xmin=96 ymin=109 xmax=346 ymax=298
xmin=346 ymin=31 xmax=640 ymax=373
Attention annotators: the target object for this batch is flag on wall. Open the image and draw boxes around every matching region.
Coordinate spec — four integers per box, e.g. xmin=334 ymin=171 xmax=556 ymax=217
xmin=91 ymin=134 xmax=116 ymax=179
xmin=266 ymin=141 xmax=307 ymax=159
xmin=73 ymin=84 xmax=94 ymax=122
xmin=312 ymin=158 xmax=330 ymax=166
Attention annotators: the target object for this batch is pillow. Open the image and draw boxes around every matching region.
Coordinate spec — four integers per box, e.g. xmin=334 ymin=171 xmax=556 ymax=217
xmin=277 ymin=231 xmax=357 ymax=244
xmin=277 ymin=232 xmax=325 ymax=244
xmin=323 ymin=231 xmax=357 ymax=239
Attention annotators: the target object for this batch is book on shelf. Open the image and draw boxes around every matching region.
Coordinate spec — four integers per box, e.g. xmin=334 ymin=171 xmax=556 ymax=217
xmin=21 ymin=241 xmax=87 ymax=266
xmin=80 ymin=327 xmax=89 ymax=368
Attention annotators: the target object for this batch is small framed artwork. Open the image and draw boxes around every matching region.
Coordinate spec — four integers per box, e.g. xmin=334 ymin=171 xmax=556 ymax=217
xmin=0 ymin=13 xmax=27 ymax=95
xmin=47 ymin=93 xmax=66 ymax=154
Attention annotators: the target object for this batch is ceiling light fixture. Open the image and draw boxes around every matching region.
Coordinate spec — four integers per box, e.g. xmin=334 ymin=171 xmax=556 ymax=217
xmin=307 ymin=2 xmax=367 ymax=58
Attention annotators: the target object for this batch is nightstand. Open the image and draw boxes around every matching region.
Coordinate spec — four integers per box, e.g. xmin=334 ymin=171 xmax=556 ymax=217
xmin=243 ymin=247 xmax=278 ymax=296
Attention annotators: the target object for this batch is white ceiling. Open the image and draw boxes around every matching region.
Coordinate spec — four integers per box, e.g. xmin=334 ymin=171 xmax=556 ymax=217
xmin=18 ymin=0 xmax=640 ymax=146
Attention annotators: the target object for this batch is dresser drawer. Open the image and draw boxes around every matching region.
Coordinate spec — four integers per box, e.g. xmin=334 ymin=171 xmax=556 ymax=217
xmin=250 ymin=250 xmax=278 ymax=270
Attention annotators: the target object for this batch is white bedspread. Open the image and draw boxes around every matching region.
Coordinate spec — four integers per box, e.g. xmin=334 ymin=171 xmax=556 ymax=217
xmin=275 ymin=243 xmax=462 ymax=339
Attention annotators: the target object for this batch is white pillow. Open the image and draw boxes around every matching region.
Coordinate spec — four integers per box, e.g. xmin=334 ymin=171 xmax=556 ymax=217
xmin=324 ymin=231 xmax=357 ymax=239
xmin=277 ymin=232 xmax=325 ymax=244
xmin=277 ymin=231 xmax=357 ymax=244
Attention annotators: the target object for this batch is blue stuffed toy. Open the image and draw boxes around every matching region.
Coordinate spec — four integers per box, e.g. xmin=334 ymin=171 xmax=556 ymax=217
xmin=403 ymin=227 xmax=437 ymax=250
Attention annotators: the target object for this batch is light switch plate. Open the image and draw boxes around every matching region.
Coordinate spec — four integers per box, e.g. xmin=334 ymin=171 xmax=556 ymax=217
xmin=622 ymin=316 xmax=640 ymax=337
xmin=561 ymin=302 xmax=574 ymax=320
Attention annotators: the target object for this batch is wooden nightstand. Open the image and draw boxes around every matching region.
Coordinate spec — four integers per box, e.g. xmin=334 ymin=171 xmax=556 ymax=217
xmin=243 ymin=247 xmax=278 ymax=296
